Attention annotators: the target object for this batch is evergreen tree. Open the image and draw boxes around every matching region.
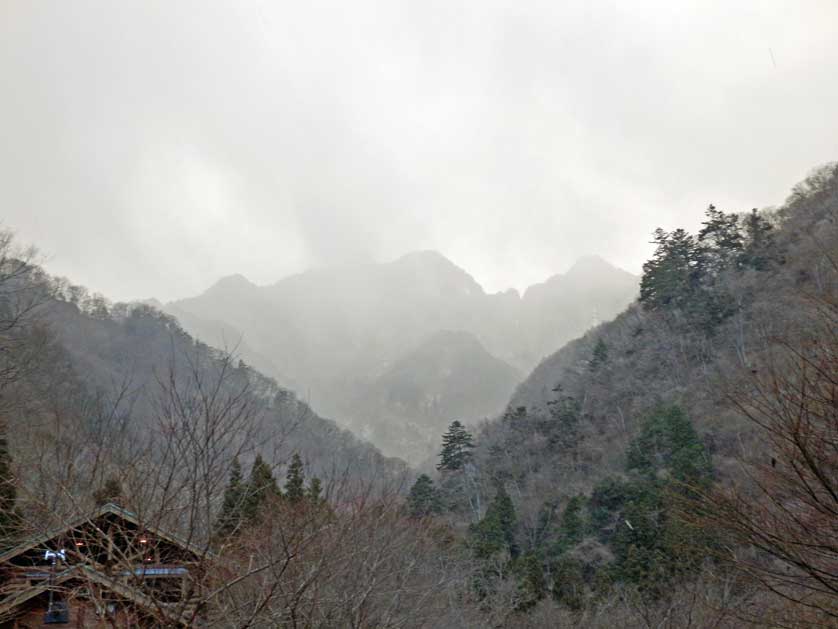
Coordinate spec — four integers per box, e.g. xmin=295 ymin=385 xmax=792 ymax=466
xmin=306 ymin=476 xmax=323 ymax=503
xmin=626 ymin=405 xmax=712 ymax=484
xmin=243 ymin=454 xmax=280 ymax=521
xmin=470 ymin=483 xmax=518 ymax=559
xmin=555 ymin=495 xmax=587 ymax=553
xmin=639 ymin=228 xmax=701 ymax=311
xmin=741 ymin=208 xmax=776 ymax=270
xmin=514 ymin=553 xmax=547 ymax=611
xmin=436 ymin=420 xmax=474 ymax=471
xmin=0 ymin=434 xmax=20 ymax=547
xmin=546 ymin=386 xmax=582 ymax=450
xmin=93 ymin=475 xmax=124 ymax=507
xmin=697 ymin=205 xmax=743 ymax=275
xmin=406 ymin=474 xmax=442 ymax=518
xmin=589 ymin=338 xmax=609 ymax=372
xmin=285 ymin=452 xmax=305 ymax=503
xmin=552 ymin=408 xmax=720 ymax=596
xmin=597 ymin=406 xmax=717 ymax=589
xmin=589 ymin=477 xmax=633 ymax=535
xmin=215 ymin=456 xmax=245 ymax=537
xmin=609 ymin=485 xmax=668 ymax=585
xmin=641 ymin=219 xmax=742 ymax=331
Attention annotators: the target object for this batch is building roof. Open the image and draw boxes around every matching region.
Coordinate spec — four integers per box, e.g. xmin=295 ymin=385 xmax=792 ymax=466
xmin=0 ymin=504 xmax=206 ymax=626
xmin=0 ymin=503 xmax=208 ymax=565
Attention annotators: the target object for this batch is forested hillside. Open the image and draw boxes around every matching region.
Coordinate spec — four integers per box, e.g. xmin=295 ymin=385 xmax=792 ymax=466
xmin=493 ymin=165 xmax=836 ymax=494
xmin=415 ymin=162 xmax=838 ymax=626
xmin=4 ymin=1 xmax=837 ymax=625
xmin=0 ymin=252 xmax=407 ymax=527
xmin=0 ymin=162 xmax=835 ymax=627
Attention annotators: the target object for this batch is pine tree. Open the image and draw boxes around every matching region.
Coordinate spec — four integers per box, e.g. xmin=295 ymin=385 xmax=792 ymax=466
xmin=626 ymin=405 xmax=712 ymax=484
xmin=555 ymin=495 xmax=587 ymax=552
xmin=741 ymin=208 xmax=776 ymax=270
xmin=697 ymin=205 xmax=743 ymax=275
xmin=589 ymin=337 xmax=609 ymax=372
xmin=546 ymin=385 xmax=581 ymax=449
xmin=641 ymin=220 xmax=743 ymax=331
xmin=0 ymin=434 xmax=21 ymax=547
xmin=243 ymin=454 xmax=280 ymax=521
xmin=406 ymin=474 xmax=442 ymax=518
xmin=93 ymin=475 xmax=124 ymax=507
xmin=285 ymin=453 xmax=305 ymax=503
xmin=491 ymin=482 xmax=517 ymax=558
xmin=470 ymin=483 xmax=518 ymax=559
xmin=436 ymin=420 xmax=474 ymax=471
xmin=639 ymin=228 xmax=701 ymax=311
xmin=215 ymin=456 xmax=245 ymax=537
xmin=306 ymin=476 xmax=323 ymax=503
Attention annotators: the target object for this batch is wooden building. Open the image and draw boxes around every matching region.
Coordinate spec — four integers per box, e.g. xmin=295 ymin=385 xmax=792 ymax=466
xmin=0 ymin=504 xmax=206 ymax=627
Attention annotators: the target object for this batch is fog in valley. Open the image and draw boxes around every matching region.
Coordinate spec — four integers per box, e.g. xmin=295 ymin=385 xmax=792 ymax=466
xmin=0 ymin=2 xmax=837 ymax=627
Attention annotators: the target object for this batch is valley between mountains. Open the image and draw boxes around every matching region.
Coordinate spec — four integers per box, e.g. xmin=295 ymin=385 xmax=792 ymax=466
xmin=162 ymin=252 xmax=637 ymax=463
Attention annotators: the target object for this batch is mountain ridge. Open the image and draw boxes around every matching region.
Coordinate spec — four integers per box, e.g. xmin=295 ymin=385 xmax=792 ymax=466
xmin=164 ymin=251 xmax=639 ymax=459
xmin=183 ymin=251 xmax=634 ymax=304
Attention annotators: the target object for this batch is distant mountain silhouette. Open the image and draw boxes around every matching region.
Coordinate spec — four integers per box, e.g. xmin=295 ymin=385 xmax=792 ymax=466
xmin=516 ymin=255 xmax=640 ymax=366
xmin=165 ymin=251 xmax=638 ymax=459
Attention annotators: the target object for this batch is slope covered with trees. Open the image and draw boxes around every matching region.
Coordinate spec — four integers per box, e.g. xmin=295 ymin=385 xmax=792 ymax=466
xmin=0 ymin=233 xmax=490 ymax=627
xmin=418 ymin=162 xmax=838 ymax=626
xmin=0 ymin=241 xmax=407 ymax=527
xmin=1 ymin=160 xmax=835 ymax=627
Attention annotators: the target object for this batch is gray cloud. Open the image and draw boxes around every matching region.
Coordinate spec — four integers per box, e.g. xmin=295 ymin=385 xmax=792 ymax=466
xmin=2 ymin=0 xmax=837 ymax=301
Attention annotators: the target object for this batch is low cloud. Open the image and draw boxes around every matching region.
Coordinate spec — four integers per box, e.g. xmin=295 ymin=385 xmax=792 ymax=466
xmin=1 ymin=0 xmax=837 ymax=300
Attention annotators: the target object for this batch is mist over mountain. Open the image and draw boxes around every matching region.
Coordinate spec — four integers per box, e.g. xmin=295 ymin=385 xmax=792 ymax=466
xmin=26 ymin=288 xmax=407 ymax=487
xmin=4 ymin=1 xmax=838 ymax=623
xmin=350 ymin=329 xmax=521 ymax=464
xmin=165 ymin=251 xmax=638 ymax=460
xmin=2 ymin=161 xmax=834 ymax=628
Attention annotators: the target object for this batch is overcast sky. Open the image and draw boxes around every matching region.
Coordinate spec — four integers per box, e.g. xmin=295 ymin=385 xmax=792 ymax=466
xmin=1 ymin=1 xmax=837 ymax=302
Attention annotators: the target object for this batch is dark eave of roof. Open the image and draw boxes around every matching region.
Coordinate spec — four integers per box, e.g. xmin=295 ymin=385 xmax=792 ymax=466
xmin=0 ymin=503 xmax=209 ymax=565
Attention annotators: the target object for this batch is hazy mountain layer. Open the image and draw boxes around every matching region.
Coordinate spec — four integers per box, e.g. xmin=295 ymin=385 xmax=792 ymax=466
xmin=165 ymin=252 xmax=638 ymax=458
xmin=349 ymin=330 xmax=521 ymax=464
xmin=10 ymin=291 xmax=407 ymax=494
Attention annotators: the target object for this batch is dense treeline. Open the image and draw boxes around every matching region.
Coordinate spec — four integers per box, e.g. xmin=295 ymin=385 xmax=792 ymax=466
xmin=408 ymin=162 xmax=838 ymax=626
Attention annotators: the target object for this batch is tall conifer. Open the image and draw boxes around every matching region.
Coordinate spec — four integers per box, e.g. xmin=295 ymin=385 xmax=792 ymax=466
xmin=285 ymin=453 xmax=305 ymax=503
xmin=243 ymin=454 xmax=280 ymax=521
xmin=215 ymin=456 xmax=245 ymax=537
xmin=436 ymin=421 xmax=474 ymax=471
xmin=407 ymin=474 xmax=442 ymax=517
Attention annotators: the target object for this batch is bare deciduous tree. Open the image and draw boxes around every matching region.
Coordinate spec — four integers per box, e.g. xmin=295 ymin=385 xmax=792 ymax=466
xmin=696 ymin=293 xmax=838 ymax=625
